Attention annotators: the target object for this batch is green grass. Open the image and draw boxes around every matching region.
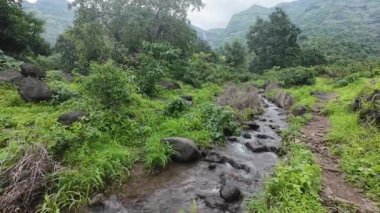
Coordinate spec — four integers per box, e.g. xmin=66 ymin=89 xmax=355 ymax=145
xmin=247 ymin=133 xmax=325 ymax=213
xmin=324 ymin=77 xmax=380 ymax=201
xmin=281 ymin=75 xmax=380 ymax=202
xmin=0 ymin=70 xmax=238 ymax=211
xmin=247 ymin=111 xmax=325 ymax=212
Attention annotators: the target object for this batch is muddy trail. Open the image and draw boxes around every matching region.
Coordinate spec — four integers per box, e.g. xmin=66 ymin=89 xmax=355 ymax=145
xmin=82 ymin=98 xmax=288 ymax=213
xmin=301 ymin=93 xmax=379 ymax=212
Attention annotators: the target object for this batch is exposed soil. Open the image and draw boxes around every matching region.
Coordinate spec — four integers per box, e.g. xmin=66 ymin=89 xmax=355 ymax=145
xmin=301 ymin=93 xmax=379 ymax=212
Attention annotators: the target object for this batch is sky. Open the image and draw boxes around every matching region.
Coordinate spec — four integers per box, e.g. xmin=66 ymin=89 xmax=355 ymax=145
xmin=189 ymin=0 xmax=295 ymax=29
xmin=26 ymin=0 xmax=295 ymax=30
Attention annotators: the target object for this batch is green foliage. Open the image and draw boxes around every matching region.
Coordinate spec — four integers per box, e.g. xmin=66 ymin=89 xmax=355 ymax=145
xmin=85 ymin=62 xmax=135 ymax=108
xmin=0 ymin=50 xmax=21 ymax=70
xmin=247 ymin=8 xmax=301 ymax=73
xmin=248 ymin=143 xmax=324 ymax=213
xmin=164 ymin=98 xmax=188 ymax=117
xmin=144 ymin=137 xmax=174 ymax=171
xmin=199 ymin=104 xmax=239 ymax=141
xmin=301 ymin=48 xmax=327 ymax=67
xmin=134 ymin=42 xmax=182 ymax=96
xmin=222 ymin=40 xmax=247 ymax=68
xmin=200 ymin=0 xmax=380 ymax=61
xmin=278 ymin=67 xmax=316 ymax=87
xmin=0 ymin=0 xmax=49 ymax=56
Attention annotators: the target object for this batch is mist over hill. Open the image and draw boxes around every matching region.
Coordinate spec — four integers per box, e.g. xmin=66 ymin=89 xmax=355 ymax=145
xmin=198 ymin=0 xmax=380 ymax=60
xmin=22 ymin=0 xmax=74 ymax=44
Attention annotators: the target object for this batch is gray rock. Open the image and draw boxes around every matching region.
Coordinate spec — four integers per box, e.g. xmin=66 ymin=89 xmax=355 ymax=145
xmin=58 ymin=111 xmax=86 ymax=126
xmin=20 ymin=63 xmax=45 ymax=79
xmin=18 ymin=77 xmax=52 ymax=102
xmin=292 ymin=105 xmax=308 ymax=116
xmin=0 ymin=70 xmax=24 ymax=84
xmin=219 ymin=184 xmax=241 ymax=202
xmin=162 ymin=137 xmax=201 ymax=163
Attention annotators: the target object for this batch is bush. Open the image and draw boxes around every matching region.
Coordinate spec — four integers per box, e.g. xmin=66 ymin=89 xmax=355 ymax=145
xmin=334 ymin=73 xmax=361 ymax=88
xmin=279 ymin=67 xmax=316 ymax=87
xmin=199 ymin=104 xmax=239 ymax=141
xmin=85 ymin=61 xmax=135 ymax=108
xmin=164 ymin=98 xmax=188 ymax=117
xmin=49 ymin=81 xmax=79 ymax=105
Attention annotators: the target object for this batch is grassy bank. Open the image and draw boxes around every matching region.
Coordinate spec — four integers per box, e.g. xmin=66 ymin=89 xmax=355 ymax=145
xmin=0 ymin=63 xmax=243 ymax=211
xmin=247 ymin=116 xmax=325 ymax=212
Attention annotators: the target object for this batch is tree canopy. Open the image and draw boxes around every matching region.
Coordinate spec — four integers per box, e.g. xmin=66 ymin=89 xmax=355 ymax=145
xmin=0 ymin=0 xmax=49 ymax=56
xmin=58 ymin=0 xmax=204 ymax=66
xmin=246 ymin=8 xmax=301 ymax=73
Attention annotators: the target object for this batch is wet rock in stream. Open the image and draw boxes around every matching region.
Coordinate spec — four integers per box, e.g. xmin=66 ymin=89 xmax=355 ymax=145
xmin=162 ymin=137 xmax=201 ymax=163
xmin=220 ymin=185 xmax=242 ymax=202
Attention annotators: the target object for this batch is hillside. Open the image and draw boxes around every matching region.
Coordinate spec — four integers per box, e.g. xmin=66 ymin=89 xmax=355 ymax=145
xmin=200 ymin=0 xmax=380 ymax=60
xmin=23 ymin=0 xmax=74 ymax=44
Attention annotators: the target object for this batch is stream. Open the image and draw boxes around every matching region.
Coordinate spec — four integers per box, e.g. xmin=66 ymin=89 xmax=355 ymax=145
xmin=84 ymin=97 xmax=288 ymax=213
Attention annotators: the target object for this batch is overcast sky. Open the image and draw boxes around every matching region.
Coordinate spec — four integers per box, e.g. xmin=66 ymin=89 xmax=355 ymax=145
xmin=26 ymin=0 xmax=295 ymax=30
xmin=189 ymin=0 xmax=295 ymax=29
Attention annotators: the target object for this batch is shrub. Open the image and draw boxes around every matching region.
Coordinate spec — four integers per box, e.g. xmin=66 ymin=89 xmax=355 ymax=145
xmin=199 ymin=104 xmax=239 ymax=141
xmin=334 ymin=73 xmax=361 ymax=88
xmin=164 ymin=98 xmax=188 ymax=117
xmin=85 ymin=61 xmax=135 ymax=108
xmin=49 ymin=81 xmax=79 ymax=105
xmin=135 ymin=53 xmax=165 ymax=96
xmin=279 ymin=67 xmax=316 ymax=87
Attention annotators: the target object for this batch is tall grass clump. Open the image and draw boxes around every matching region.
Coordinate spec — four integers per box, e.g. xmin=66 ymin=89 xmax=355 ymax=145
xmin=217 ymin=84 xmax=264 ymax=119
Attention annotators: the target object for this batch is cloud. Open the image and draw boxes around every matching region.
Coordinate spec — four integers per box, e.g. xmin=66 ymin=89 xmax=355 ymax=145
xmin=189 ymin=0 xmax=295 ymax=29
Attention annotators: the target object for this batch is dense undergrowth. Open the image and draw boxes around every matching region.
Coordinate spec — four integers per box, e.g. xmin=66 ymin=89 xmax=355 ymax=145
xmin=0 ymin=50 xmax=248 ymax=211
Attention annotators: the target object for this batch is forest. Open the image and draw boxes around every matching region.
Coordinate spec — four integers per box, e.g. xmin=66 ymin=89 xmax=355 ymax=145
xmin=0 ymin=0 xmax=379 ymax=212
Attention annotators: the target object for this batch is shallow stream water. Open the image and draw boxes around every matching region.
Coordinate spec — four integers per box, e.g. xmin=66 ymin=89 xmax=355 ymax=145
xmin=83 ymin=98 xmax=287 ymax=213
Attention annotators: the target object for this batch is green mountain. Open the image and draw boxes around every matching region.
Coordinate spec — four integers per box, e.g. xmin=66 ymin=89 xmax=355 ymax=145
xmin=199 ymin=0 xmax=380 ymax=59
xmin=23 ymin=0 xmax=74 ymax=45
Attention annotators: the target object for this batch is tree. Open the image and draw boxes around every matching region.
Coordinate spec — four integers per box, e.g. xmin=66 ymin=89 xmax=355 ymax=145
xmin=222 ymin=40 xmax=247 ymax=68
xmin=68 ymin=0 xmax=203 ymax=53
xmin=246 ymin=8 xmax=301 ymax=73
xmin=0 ymin=0 xmax=49 ymax=56
xmin=301 ymin=48 xmax=327 ymax=67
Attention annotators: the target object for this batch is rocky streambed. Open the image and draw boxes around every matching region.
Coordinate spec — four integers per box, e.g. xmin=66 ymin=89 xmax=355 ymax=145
xmin=84 ymin=98 xmax=288 ymax=213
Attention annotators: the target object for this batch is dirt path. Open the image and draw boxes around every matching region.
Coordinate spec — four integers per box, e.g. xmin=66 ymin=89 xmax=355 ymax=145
xmin=301 ymin=94 xmax=379 ymax=213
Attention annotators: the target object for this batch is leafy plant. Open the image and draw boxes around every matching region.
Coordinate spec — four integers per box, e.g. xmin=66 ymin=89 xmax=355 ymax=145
xmin=164 ymin=98 xmax=189 ymax=117
xmin=85 ymin=61 xmax=135 ymax=108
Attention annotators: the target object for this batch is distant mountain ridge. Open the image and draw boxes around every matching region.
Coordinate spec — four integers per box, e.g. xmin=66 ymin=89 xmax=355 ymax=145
xmin=198 ymin=0 xmax=380 ymax=59
xmin=23 ymin=0 xmax=74 ymax=44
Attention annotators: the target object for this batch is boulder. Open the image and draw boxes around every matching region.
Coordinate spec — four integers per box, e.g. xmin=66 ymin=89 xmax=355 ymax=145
xmin=20 ymin=63 xmax=45 ymax=79
xmin=161 ymin=137 xmax=201 ymax=163
xmin=58 ymin=111 xmax=86 ymax=126
xmin=219 ymin=184 xmax=241 ymax=202
xmin=292 ymin=105 xmax=307 ymax=116
xmin=18 ymin=77 xmax=52 ymax=102
xmin=0 ymin=70 xmax=24 ymax=84
xmin=159 ymin=81 xmax=181 ymax=90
